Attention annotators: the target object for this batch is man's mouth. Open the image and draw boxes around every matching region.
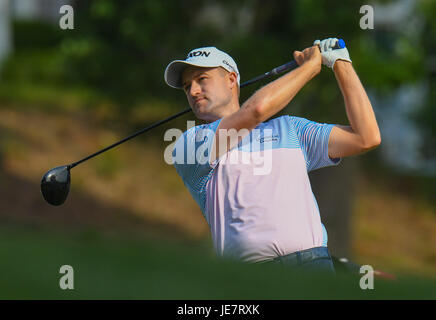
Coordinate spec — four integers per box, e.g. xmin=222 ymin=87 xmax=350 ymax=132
xmin=194 ymin=98 xmax=206 ymax=105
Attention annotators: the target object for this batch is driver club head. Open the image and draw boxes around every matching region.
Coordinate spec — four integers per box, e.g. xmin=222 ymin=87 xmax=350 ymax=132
xmin=40 ymin=165 xmax=71 ymax=206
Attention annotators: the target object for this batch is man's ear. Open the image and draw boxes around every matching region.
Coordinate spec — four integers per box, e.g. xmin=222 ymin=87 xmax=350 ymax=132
xmin=227 ymin=71 xmax=238 ymax=90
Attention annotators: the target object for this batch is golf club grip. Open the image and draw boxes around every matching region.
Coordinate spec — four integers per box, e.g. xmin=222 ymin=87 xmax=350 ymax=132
xmin=241 ymin=60 xmax=299 ymax=88
xmin=243 ymin=38 xmax=345 ymax=84
xmin=335 ymin=38 xmax=346 ymax=49
xmin=240 ymin=73 xmax=270 ymax=88
xmin=270 ymin=60 xmax=298 ymax=75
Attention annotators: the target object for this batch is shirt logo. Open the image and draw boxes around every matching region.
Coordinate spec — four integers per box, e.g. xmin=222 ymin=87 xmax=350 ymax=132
xmin=257 ymin=134 xmax=279 ymax=143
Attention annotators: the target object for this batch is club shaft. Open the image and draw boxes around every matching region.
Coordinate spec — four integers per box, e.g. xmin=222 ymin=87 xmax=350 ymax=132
xmin=68 ymin=59 xmax=302 ymax=169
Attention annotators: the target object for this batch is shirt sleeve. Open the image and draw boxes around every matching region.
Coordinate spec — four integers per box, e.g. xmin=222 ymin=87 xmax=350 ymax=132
xmin=171 ymin=118 xmax=222 ymax=211
xmin=288 ymin=116 xmax=341 ymax=172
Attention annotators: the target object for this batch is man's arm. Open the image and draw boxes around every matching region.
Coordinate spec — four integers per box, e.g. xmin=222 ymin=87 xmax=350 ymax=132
xmin=328 ymin=61 xmax=381 ymax=159
xmin=212 ymin=46 xmax=321 ymax=160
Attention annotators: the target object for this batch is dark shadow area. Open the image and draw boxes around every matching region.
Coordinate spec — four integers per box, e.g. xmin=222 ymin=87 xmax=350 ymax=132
xmin=309 ymin=157 xmax=358 ymax=259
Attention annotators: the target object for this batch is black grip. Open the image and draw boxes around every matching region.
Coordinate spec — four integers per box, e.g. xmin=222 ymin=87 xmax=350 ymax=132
xmin=271 ymin=60 xmax=298 ymax=75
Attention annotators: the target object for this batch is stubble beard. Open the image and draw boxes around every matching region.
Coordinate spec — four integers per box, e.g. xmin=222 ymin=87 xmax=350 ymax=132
xmin=194 ymin=94 xmax=233 ymax=122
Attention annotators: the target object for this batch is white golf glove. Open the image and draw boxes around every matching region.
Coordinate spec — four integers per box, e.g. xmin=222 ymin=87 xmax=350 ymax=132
xmin=313 ymin=38 xmax=351 ymax=69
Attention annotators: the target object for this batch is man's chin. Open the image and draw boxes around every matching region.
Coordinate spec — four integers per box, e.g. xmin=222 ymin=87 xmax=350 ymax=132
xmin=194 ymin=108 xmax=218 ymax=123
xmin=194 ymin=111 xmax=211 ymax=122
xmin=193 ymin=104 xmax=208 ymax=117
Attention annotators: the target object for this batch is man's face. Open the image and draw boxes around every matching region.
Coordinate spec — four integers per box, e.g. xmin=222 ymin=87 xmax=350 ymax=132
xmin=181 ymin=66 xmax=233 ymax=122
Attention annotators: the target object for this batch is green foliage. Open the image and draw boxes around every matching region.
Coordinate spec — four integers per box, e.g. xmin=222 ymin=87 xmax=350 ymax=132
xmin=12 ymin=20 xmax=64 ymax=50
xmin=1 ymin=0 xmax=433 ymax=139
xmin=0 ymin=224 xmax=435 ymax=299
xmin=413 ymin=0 xmax=436 ymax=162
xmin=59 ymin=0 xmax=214 ymax=105
xmin=2 ymin=48 xmax=66 ymax=85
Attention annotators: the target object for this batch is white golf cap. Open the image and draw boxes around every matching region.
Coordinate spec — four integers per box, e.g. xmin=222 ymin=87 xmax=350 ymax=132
xmin=164 ymin=46 xmax=240 ymax=89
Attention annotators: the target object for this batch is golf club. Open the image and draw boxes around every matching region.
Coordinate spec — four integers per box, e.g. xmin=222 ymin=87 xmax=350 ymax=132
xmin=41 ymin=40 xmax=346 ymax=206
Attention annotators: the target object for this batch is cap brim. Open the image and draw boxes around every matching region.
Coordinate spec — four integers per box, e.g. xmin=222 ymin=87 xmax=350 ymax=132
xmin=164 ymin=60 xmax=221 ymax=89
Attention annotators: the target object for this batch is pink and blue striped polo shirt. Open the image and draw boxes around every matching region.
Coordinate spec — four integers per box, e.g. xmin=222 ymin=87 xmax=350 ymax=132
xmin=172 ymin=115 xmax=340 ymax=262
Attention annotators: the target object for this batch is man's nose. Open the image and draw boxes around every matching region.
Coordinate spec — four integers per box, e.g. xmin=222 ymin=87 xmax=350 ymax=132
xmin=189 ymin=81 xmax=201 ymax=97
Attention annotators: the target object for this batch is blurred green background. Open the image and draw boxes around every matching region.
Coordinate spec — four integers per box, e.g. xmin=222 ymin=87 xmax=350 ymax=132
xmin=0 ymin=0 xmax=435 ymax=299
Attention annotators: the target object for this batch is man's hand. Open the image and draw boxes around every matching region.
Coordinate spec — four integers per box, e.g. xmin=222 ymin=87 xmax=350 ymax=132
xmin=293 ymin=46 xmax=322 ymax=74
xmin=314 ymin=38 xmax=352 ymax=69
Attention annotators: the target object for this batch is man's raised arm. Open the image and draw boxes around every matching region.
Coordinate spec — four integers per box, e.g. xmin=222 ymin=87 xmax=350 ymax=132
xmin=313 ymin=37 xmax=381 ymax=159
xmin=328 ymin=61 xmax=381 ymax=159
xmin=213 ymin=46 xmax=322 ymax=160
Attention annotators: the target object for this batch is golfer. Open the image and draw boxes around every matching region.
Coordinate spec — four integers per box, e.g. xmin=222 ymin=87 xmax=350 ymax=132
xmin=164 ymin=38 xmax=380 ymax=273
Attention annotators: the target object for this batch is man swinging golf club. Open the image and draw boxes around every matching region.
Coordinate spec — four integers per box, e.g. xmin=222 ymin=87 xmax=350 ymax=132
xmin=164 ymin=38 xmax=381 ymax=274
